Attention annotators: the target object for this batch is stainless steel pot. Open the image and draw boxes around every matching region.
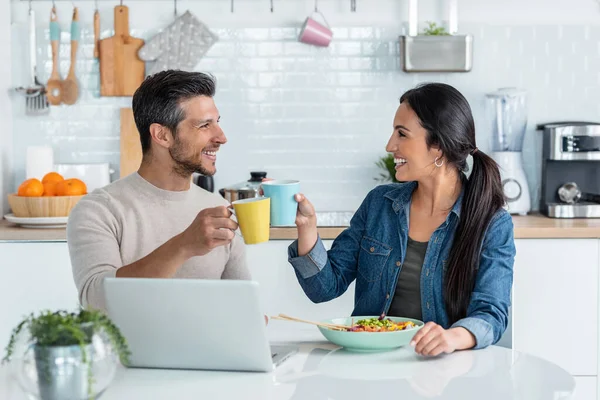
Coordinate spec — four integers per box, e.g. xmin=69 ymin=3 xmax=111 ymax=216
xmin=219 ymin=171 xmax=267 ymax=203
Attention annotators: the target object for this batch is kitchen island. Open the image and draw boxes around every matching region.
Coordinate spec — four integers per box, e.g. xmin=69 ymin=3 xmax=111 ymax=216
xmin=0 ymin=326 xmax=575 ymax=400
xmin=0 ymin=213 xmax=598 ymax=400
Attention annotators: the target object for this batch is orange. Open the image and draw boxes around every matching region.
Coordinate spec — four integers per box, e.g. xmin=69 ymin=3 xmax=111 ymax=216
xmin=56 ymin=178 xmax=87 ymax=196
xmin=42 ymin=172 xmax=64 ymax=184
xmin=42 ymin=181 xmax=58 ymax=196
xmin=17 ymin=178 xmax=44 ymax=197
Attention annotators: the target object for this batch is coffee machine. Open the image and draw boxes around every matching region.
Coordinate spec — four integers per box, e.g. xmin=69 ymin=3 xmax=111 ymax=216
xmin=539 ymin=122 xmax=600 ymax=218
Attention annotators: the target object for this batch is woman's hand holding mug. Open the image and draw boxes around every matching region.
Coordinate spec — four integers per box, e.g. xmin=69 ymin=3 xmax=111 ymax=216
xmin=294 ymin=193 xmax=316 ymax=228
xmin=294 ymin=193 xmax=318 ymax=256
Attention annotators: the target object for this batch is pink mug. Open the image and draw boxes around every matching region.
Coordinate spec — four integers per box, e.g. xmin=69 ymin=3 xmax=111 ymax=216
xmin=298 ymin=11 xmax=333 ymax=47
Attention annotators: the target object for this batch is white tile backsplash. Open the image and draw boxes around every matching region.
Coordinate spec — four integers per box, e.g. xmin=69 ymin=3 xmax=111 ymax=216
xmin=8 ymin=2 xmax=600 ymax=212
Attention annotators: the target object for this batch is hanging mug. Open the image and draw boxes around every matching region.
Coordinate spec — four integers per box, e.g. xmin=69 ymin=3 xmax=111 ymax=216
xmin=298 ymin=10 xmax=332 ymax=47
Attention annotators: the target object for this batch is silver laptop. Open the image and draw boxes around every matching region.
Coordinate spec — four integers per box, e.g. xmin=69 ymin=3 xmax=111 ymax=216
xmin=103 ymin=278 xmax=297 ymax=372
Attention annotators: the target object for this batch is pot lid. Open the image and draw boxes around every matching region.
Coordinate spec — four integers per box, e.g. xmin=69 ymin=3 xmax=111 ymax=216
xmin=222 ymin=171 xmax=267 ymax=190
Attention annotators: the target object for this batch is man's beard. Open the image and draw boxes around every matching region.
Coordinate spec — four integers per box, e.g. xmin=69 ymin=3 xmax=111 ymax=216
xmin=169 ymin=138 xmax=215 ymax=178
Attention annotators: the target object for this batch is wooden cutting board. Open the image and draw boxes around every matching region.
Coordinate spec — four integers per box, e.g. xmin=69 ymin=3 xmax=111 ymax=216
xmin=99 ymin=6 xmax=145 ymax=96
xmin=120 ymin=108 xmax=142 ymax=178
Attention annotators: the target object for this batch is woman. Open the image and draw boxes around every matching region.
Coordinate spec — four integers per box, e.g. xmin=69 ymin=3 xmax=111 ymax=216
xmin=288 ymin=83 xmax=515 ymax=356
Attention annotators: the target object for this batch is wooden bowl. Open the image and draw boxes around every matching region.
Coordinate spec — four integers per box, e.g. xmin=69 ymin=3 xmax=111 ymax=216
xmin=7 ymin=193 xmax=84 ymax=218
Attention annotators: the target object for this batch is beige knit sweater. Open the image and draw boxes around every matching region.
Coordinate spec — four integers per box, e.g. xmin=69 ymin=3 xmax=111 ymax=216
xmin=67 ymin=173 xmax=249 ymax=311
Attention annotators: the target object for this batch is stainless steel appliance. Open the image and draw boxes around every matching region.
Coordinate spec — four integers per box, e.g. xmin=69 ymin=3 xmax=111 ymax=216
xmin=538 ymin=121 xmax=600 ymax=218
xmin=193 ymin=173 xmax=214 ymax=193
xmin=219 ymin=171 xmax=267 ymax=203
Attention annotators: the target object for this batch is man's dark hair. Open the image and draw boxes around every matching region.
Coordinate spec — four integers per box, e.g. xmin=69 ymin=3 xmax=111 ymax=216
xmin=132 ymin=70 xmax=216 ymax=154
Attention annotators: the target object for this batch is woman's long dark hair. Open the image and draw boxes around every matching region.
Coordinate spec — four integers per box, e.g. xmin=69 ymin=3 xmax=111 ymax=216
xmin=400 ymin=83 xmax=505 ymax=324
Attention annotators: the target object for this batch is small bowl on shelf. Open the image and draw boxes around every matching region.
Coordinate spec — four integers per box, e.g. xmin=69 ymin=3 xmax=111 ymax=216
xmin=7 ymin=193 xmax=84 ymax=218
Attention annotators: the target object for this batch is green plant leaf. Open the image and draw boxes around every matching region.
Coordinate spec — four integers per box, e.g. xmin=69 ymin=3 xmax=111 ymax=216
xmin=374 ymin=153 xmax=399 ymax=183
xmin=421 ymin=21 xmax=450 ymax=36
xmin=3 ymin=308 xmax=131 ymax=366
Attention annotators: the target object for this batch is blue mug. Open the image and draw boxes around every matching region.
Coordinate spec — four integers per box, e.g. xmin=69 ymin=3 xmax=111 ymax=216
xmin=260 ymin=180 xmax=300 ymax=226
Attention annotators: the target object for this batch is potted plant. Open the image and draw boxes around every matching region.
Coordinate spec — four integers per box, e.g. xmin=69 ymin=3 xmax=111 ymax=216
xmin=421 ymin=21 xmax=450 ymax=36
xmin=399 ymin=1 xmax=473 ymax=72
xmin=375 ymin=154 xmax=399 ymax=183
xmin=3 ymin=308 xmax=130 ymax=400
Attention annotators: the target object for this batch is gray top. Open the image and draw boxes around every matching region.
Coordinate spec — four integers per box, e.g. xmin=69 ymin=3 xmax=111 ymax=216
xmin=67 ymin=172 xmax=250 ymax=312
xmin=387 ymin=236 xmax=428 ymax=320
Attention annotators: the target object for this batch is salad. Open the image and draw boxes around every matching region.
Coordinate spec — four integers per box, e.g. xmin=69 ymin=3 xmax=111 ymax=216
xmin=346 ymin=317 xmax=417 ymax=332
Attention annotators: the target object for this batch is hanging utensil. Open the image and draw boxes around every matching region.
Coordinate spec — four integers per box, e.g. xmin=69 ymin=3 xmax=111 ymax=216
xmin=93 ymin=0 xmax=100 ymax=58
xmin=99 ymin=3 xmax=145 ymax=96
xmin=62 ymin=6 xmax=79 ymax=105
xmin=16 ymin=0 xmax=50 ymax=115
xmin=46 ymin=5 xmax=62 ymax=105
xmin=558 ymin=182 xmax=600 ymax=204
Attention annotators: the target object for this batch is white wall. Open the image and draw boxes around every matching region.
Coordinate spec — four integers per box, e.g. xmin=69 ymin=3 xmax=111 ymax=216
xmin=1 ymin=1 xmax=13 ymax=216
xmin=5 ymin=0 xmax=600 ymax=212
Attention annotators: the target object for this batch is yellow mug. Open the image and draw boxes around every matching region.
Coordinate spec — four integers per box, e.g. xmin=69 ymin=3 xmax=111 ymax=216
xmin=232 ymin=197 xmax=270 ymax=245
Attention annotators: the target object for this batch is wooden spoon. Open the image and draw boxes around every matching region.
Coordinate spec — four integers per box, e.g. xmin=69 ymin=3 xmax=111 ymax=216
xmin=46 ymin=6 xmax=62 ymax=106
xmin=93 ymin=6 xmax=100 ymax=58
xmin=62 ymin=7 xmax=79 ymax=105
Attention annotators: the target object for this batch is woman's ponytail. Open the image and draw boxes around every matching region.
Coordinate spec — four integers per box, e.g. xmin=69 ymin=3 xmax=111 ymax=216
xmin=444 ymin=149 xmax=505 ymax=323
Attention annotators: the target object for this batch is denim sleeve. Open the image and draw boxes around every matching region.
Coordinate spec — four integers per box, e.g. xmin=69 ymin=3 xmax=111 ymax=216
xmin=287 ymin=194 xmax=369 ymax=303
xmin=451 ymin=211 xmax=515 ymax=349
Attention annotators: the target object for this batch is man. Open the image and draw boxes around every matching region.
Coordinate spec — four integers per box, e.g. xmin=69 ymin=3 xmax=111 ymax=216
xmin=67 ymin=70 xmax=248 ymax=312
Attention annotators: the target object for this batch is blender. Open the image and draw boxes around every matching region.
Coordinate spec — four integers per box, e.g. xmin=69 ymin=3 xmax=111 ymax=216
xmin=485 ymin=88 xmax=531 ymax=215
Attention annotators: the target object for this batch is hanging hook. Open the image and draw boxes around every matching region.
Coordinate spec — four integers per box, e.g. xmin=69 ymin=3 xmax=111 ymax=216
xmin=231 ymin=0 xmax=234 ymax=13
xmin=120 ymin=0 xmax=124 ymax=6
xmin=28 ymin=0 xmax=32 ymax=12
xmin=270 ymin=0 xmax=273 ymax=13
xmin=314 ymin=0 xmax=318 ymax=12
xmin=351 ymin=0 xmax=356 ymax=12
xmin=173 ymin=0 xmax=177 ymax=16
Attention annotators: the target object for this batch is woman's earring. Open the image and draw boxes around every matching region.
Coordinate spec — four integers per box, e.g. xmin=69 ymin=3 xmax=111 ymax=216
xmin=434 ymin=156 xmax=444 ymax=168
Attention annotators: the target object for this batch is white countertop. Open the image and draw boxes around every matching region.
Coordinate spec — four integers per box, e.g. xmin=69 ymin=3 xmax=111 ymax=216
xmin=0 ymin=325 xmax=575 ymax=400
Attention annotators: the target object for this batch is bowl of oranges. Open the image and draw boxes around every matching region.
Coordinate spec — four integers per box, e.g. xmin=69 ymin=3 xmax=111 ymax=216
xmin=7 ymin=172 xmax=87 ymax=218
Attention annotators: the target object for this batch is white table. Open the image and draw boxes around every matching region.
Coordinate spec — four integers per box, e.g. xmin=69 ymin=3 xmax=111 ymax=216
xmin=0 ymin=324 xmax=576 ymax=400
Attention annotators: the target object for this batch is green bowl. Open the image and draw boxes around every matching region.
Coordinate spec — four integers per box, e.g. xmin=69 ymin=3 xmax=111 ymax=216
xmin=317 ymin=316 xmax=424 ymax=352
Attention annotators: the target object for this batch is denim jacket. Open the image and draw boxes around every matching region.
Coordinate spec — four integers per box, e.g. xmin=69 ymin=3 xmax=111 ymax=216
xmin=288 ymin=181 xmax=515 ymax=349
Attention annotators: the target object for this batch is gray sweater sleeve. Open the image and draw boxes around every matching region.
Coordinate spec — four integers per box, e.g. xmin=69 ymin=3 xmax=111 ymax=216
xmin=221 ymin=233 xmax=251 ymax=280
xmin=67 ymin=193 xmax=121 ymax=312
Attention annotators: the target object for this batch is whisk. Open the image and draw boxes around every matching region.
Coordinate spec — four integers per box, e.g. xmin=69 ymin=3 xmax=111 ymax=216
xmin=15 ymin=1 xmax=50 ymax=115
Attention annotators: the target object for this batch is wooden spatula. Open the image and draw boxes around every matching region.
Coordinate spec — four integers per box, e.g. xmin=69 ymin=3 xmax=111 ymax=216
xmin=46 ymin=6 xmax=62 ymax=106
xmin=62 ymin=7 xmax=79 ymax=105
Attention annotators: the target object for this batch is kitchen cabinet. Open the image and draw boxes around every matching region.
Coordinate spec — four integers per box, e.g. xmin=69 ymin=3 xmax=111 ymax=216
xmin=245 ymin=239 xmax=356 ymax=321
xmin=512 ymin=239 xmax=599 ymax=376
xmin=0 ymin=242 xmax=79 ymax=350
xmin=573 ymin=377 xmax=597 ymax=400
